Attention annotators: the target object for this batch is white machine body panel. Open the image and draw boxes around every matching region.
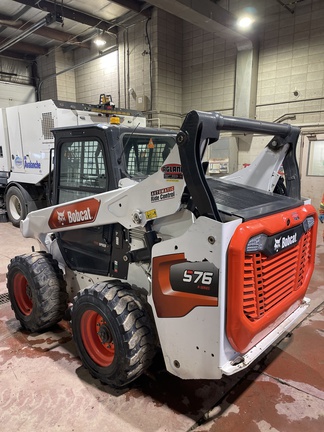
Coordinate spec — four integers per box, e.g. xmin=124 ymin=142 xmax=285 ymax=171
xmin=21 ymin=144 xmax=185 ymax=239
xmin=148 ymin=216 xmax=242 ymax=380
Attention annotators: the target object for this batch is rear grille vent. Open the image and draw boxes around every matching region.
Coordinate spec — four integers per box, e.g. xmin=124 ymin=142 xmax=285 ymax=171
xmin=243 ymin=232 xmax=311 ymax=321
xmin=296 ymin=230 xmax=312 ymax=289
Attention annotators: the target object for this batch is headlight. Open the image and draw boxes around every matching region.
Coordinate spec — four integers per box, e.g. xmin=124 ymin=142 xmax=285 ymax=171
xmin=303 ymin=216 xmax=315 ymax=232
xmin=246 ymin=234 xmax=267 ymax=253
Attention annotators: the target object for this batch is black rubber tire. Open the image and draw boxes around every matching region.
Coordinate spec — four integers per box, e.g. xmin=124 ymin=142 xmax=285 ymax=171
xmin=6 ymin=252 xmax=68 ymax=332
xmin=5 ymin=186 xmax=27 ymax=227
xmin=72 ymin=280 xmax=156 ymax=388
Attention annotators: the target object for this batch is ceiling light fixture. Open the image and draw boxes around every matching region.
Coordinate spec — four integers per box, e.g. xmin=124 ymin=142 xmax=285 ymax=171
xmin=94 ymin=33 xmax=106 ymax=47
xmin=237 ymin=15 xmax=254 ymax=29
xmin=94 ymin=38 xmax=106 ymax=47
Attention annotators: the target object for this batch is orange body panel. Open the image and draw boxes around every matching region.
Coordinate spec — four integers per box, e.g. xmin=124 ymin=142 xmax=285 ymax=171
xmin=226 ymin=204 xmax=317 ymax=354
xmin=152 ymin=253 xmax=218 ymax=318
xmin=48 ymin=197 xmax=101 ymax=229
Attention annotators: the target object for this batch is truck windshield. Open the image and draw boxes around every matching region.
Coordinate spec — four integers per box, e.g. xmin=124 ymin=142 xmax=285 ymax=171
xmin=121 ymin=134 xmax=176 ymax=177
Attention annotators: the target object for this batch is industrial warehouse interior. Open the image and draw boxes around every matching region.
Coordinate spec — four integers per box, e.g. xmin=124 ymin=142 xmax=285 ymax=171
xmin=0 ymin=0 xmax=323 ymax=431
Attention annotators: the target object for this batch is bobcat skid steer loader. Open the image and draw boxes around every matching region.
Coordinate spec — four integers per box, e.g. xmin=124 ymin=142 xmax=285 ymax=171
xmin=7 ymin=110 xmax=317 ymax=388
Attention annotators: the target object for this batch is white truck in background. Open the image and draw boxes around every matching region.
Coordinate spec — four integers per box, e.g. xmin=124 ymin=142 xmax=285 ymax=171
xmin=0 ymin=99 xmax=145 ymax=226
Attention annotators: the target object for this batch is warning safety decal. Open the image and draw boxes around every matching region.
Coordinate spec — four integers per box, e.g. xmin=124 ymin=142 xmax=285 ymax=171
xmin=151 ymin=186 xmax=175 ymax=203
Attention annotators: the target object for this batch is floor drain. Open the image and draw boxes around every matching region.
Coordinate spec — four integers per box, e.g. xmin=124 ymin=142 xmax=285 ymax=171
xmin=0 ymin=292 xmax=10 ymax=306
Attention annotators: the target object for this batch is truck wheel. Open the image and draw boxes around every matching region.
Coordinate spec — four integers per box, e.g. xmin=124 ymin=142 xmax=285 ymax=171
xmin=7 ymin=252 xmax=68 ymax=332
xmin=5 ymin=186 xmax=27 ymax=227
xmin=72 ymin=281 xmax=156 ymax=388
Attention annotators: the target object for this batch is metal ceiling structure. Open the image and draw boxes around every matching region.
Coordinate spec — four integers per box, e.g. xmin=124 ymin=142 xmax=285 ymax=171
xmin=0 ymin=0 xmax=152 ymax=60
xmin=0 ymin=0 xmax=307 ymax=61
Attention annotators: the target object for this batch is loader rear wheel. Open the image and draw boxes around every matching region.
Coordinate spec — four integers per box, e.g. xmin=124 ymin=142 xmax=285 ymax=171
xmin=72 ymin=281 xmax=156 ymax=388
xmin=7 ymin=252 xmax=68 ymax=332
xmin=5 ymin=186 xmax=27 ymax=227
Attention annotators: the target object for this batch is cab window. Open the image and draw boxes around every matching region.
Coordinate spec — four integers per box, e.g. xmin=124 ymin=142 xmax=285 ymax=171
xmin=122 ymin=134 xmax=175 ymax=177
xmin=58 ymin=139 xmax=107 ymax=203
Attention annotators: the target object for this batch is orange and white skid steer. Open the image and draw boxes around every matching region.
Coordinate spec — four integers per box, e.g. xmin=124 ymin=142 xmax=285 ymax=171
xmin=7 ymin=110 xmax=317 ymax=388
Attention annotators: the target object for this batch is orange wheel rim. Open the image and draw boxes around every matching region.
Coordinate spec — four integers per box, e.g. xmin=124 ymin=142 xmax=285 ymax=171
xmin=13 ymin=273 xmax=33 ymax=316
xmin=80 ymin=310 xmax=115 ymax=367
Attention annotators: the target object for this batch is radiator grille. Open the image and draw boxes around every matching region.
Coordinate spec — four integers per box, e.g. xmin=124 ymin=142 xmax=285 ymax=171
xmin=243 ymin=231 xmax=312 ymax=321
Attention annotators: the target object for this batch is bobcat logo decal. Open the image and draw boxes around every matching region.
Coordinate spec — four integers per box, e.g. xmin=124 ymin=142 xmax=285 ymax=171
xmin=48 ymin=198 xmax=101 ymax=230
xmin=57 ymin=210 xmax=66 ymax=224
xmin=274 ymin=237 xmax=281 ymax=252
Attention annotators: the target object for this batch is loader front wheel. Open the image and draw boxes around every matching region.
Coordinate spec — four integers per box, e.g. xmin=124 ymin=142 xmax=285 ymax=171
xmin=7 ymin=252 xmax=68 ymax=332
xmin=72 ymin=281 xmax=156 ymax=388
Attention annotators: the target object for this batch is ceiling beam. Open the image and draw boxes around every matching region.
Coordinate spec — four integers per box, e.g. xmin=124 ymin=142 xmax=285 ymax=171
xmin=13 ymin=0 xmax=118 ymax=34
xmin=0 ymin=50 xmax=36 ymax=60
xmin=109 ymin=0 xmax=151 ymax=17
xmin=0 ymin=36 xmax=48 ymax=55
xmin=147 ymin=0 xmax=252 ymax=41
xmin=0 ymin=13 xmax=91 ymax=49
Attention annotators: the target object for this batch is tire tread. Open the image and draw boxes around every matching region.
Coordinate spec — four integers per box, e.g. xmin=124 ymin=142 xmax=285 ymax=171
xmin=7 ymin=252 xmax=68 ymax=332
xmin=73 ymin=281 xmax=156 ymax=387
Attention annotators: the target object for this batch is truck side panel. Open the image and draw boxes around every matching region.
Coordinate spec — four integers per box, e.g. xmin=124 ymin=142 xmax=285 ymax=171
xmin=0 ymin=109 xmax=11 ymax=174
xmin=7 ymin=100 xmax=60 ymax=183
xmin=5 ymin=106 xmax=25 ymax=174
xmin=5 ymin=100 xmax=89 ymax=184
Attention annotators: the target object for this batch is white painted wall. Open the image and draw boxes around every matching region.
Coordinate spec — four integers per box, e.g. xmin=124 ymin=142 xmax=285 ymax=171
xmin=74 ymin=46 xmax=118 ymax=106
xmin=0 ymin=82 xmax=36 ymax=108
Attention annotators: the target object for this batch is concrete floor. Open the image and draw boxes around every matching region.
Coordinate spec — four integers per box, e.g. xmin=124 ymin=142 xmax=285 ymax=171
xmin=0 ymin=221 xmax=323 ymax=431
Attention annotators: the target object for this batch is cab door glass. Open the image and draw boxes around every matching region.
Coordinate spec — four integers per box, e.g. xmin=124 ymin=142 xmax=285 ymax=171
xmin=58 ymin=139 xmax=107 ymax=203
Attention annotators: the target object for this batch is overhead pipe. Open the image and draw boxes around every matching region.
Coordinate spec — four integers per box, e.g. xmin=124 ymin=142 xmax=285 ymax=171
xmin=0 ymin=13 xmax=62 ymax=53
xmin=0 ymin=12 xmax=91 ymax=49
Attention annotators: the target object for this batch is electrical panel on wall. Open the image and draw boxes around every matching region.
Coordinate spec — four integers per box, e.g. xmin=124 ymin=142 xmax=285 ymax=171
xmin=136 ymin=95 xmax=148 ymax=112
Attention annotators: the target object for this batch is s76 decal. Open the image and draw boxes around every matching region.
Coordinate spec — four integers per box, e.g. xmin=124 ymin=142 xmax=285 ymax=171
xmin=170 ymin=261 xmax=219 ymax=297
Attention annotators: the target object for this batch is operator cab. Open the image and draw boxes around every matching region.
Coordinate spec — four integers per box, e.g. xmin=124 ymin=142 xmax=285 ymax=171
xmin=52 ymin=123 xmax=176 ymax=205
xmin=50 ymin=123 xmax=176 ymax=277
